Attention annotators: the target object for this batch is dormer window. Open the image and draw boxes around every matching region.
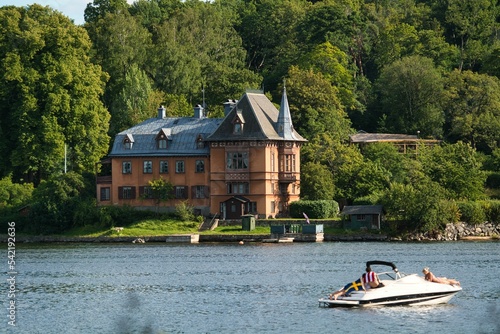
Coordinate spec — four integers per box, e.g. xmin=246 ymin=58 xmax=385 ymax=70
xmin=234 ymin=122 xmax=242 ymax=134
xmin=158 ymin=137 xmax=167 ymax=149
xmin=232 ymin=110 xmax=245 ymax=135
xmin=123 ymin=134 xmax=134 ymax=149
xmin=156 ymin=128 xmax=172 ymax=149
xmin=196 ymin=134 xmax=205 ymax=149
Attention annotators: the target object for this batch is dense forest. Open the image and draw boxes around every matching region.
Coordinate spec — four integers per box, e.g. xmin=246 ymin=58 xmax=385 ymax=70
xmin=0 ymin=0 xmax=499 ymax=234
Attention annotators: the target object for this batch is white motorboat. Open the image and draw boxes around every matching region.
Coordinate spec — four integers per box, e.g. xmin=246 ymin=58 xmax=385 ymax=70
xmin=319 ymin=261 xmax=462 ymax=308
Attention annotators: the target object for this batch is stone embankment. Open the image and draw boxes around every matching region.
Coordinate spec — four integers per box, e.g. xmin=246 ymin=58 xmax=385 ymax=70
xmin=402 ymin=222 xmax=500 ymax=241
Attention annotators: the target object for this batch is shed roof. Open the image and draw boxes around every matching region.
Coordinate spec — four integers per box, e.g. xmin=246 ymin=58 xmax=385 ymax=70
xmin=341 ymin=205 xmax=384 ymax=215
xmin=350 ymin=132 xmax=418 ymax=143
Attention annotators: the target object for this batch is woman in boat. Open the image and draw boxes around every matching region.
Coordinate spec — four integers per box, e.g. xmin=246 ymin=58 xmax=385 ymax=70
xmin=422 ymin=267 xmax=460 ymax=286
xmin=329 ymin=278 xmax=366 ymax=300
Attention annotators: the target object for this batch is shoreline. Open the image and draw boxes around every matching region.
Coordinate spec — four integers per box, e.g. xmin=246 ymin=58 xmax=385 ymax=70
xmin=5 ymin=233 xmax=498 ymax=243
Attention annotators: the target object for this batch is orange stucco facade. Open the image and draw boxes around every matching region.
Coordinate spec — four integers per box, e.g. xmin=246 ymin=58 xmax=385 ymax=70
xmin=96 ymin=90 xmax=306 ymax=219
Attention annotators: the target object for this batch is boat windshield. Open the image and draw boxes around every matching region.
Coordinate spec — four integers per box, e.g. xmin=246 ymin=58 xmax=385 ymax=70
xmin=378 ymin=271 xmax=405 ymax=281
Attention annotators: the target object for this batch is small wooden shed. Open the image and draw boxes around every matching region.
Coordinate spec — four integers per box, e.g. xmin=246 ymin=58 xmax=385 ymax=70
xmin=341 ymin=205 xmax=384 ymax=230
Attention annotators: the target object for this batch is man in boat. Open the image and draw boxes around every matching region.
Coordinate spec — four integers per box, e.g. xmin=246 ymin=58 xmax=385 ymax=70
xmin=362 ymin=266 xmax=384 ymax=288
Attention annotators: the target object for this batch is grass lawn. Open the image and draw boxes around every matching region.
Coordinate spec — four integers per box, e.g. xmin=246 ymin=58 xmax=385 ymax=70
xmin=62 ymin=219 xmax=271 ymax=238
xmin=63 ymin=219 xmax=200 ymax=237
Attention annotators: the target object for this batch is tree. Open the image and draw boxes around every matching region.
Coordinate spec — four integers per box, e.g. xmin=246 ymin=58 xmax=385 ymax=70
xmin=84 ymin=0 xmax=130 ymax=24
xmin=109 ymin=64 xmax=155 ymax=135
xmin=29 ymin=172 xmax=86 ymax=233
xmin=300 ymin=161 xmax=335 ymax=200
xmin=362 ymin=142 xmax=407 ymax=184
xmin=297 ymin=42 xmax=360 ymax=113
xmin=0 ymin=5 xmax=110 ymax=185
xmin=148 ymin=2 xmax=261 ymax=108
xmin=418 ymin=142 xmax=486 ymax=201
xmin=146 ymin=177 xmax=174 ymax=214
xmin=284 ymin=65 xmax=352 ymax=141
xmin=444 ymin=0 xmax=498 ymax=71
xmin=85 ymin=11 xmax=152 ymax=136
xmin=374 ymin=55 xmax=444 ymax=138
xmin=234 ymin=0 xmax=308 ymax=90
xmin=443 ymin=70 xmax=500 ymax=153
xmin=379 ymin=180 xmax=458 ymax=232
xmin=0 ymin=176 xmax=33 ymax=208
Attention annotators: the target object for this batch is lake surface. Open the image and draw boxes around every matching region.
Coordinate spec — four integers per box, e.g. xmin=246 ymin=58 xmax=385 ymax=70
xmin=6 ymin=241 xmax=500 ymax=333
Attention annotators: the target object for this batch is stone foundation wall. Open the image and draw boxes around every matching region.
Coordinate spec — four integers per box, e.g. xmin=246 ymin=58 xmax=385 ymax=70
xmin=403 ymin=222 xmax=500 ymax=241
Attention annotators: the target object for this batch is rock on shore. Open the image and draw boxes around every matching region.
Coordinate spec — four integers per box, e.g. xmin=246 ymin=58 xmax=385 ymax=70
xmin=404 ymin=222 xmax=500 ymax=241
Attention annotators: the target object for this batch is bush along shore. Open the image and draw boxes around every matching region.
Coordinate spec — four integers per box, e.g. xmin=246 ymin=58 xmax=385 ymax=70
xmin=5 ymin=222 xmax=499 ymax=243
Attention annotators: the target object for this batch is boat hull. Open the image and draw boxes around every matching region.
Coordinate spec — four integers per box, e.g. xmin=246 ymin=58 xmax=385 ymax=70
xmin=319 ymin=291 xmax=459 ymax=308
xmin=319 ymin=273 xmax=461 ymax=308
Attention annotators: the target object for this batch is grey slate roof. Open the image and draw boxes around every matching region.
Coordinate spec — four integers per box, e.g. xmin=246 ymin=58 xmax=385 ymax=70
xmin=206 ymin=91 xmax=307 ymax=142
xmin=109 ymin=116 xmax=222 ymax=157
xmin=341 ymin=205 xmax=384 ymax=215
xmin=109 ymin=90 xmax=306 ymax=158
xmin=277 ymin=87 xmax=302 ymax=141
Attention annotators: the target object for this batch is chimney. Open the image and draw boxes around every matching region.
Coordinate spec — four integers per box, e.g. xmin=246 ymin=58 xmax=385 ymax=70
xmin=157 ymin=105 xmax=166 ymax=119
xmin=194 ymin=104 xmax=205 ymax=119
xmin=223 ymin=99 xmax=237 ymax=117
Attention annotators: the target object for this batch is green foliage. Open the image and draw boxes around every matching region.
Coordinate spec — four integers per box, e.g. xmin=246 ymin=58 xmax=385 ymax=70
xmin=374 ymin=55 xmax=444 ymax=137
xmin=297 ymin=42 xmax=359 ymax=112
xmin=379 ymin=179 xmax=458 ymax=232
xmin=28 ymin=172 xmax=86 ymax=234
xmin=486 ymin=173 xmax=500 ymax=189
xmin=72 ymin=198 xmax=103 ymax=227
xmin=289 ymin=200 xmax=339 ymax=219
xmin=285 ymin=65 xmax=352 ymax=141
xmin=109 ymin=64 xmax=154 ymax=136
xmin=146 ymin=177 xmax=174 ymax=214
xmin=418 ymin=142 xmax=486 ymax=201
xmin=2 ymin=0 xmax=500 ymax=236
xmin=483 ymin=148 xmax=500 ymax=171
xmin=457 ymin=201 xmax=487 ymax=225
xmin=442 ymin=70 xmax=500 ymax=153
xmin=175 ymin=200 xmax=195 ymax=221
xmin=299 ymin=161 xmax=335 ymax=200
xmin=0 ymin=176 xmax=33 ymax=208
xmin=479 ymin=200 xmax=500 ymax=224
xmin=0 ymin=5 xmax=110 ymax=184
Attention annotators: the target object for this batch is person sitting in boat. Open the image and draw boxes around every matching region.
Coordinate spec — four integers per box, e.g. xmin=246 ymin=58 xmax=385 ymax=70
xmin=362 ymin=266 xmax=384 ymax=289
xmin=329 ymin=278 xmax=366 ymax=300
xmin=422 ymin=267 xmax=460 ymax=286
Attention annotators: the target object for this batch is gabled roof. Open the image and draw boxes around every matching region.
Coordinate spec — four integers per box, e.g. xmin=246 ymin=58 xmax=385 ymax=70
xmin=109 ymin=90 xmax=306 ymax=157
xmin=341 ymin=205 xmax=384 ymax=215
xmin=206 ymin=91 xmax=307 ymax=142
xmin=109 ymin=116 xmax=222 ymax=157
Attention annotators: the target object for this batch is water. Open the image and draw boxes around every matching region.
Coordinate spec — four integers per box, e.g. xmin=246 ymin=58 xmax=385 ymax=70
xmin=6 ymin=241 xmax=500 ymax=333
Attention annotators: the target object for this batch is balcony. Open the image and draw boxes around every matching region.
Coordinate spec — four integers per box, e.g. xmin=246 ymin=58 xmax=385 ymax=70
xmin=278 ymin=172 xmax=296 ymax=183
xmin=96 ymin=175 xmax=112 ymax=184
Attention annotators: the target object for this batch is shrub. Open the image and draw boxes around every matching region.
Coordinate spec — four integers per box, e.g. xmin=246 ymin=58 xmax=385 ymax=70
xmin=175 ymin=201 xmax=195 ymax=221
xmin=73 ymin=198 xmax=101 ymax=227
xmin=457 ymin=201 xmax=486 ymax=225
xmin=479 ymin=200 xmax=500 ymax=225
